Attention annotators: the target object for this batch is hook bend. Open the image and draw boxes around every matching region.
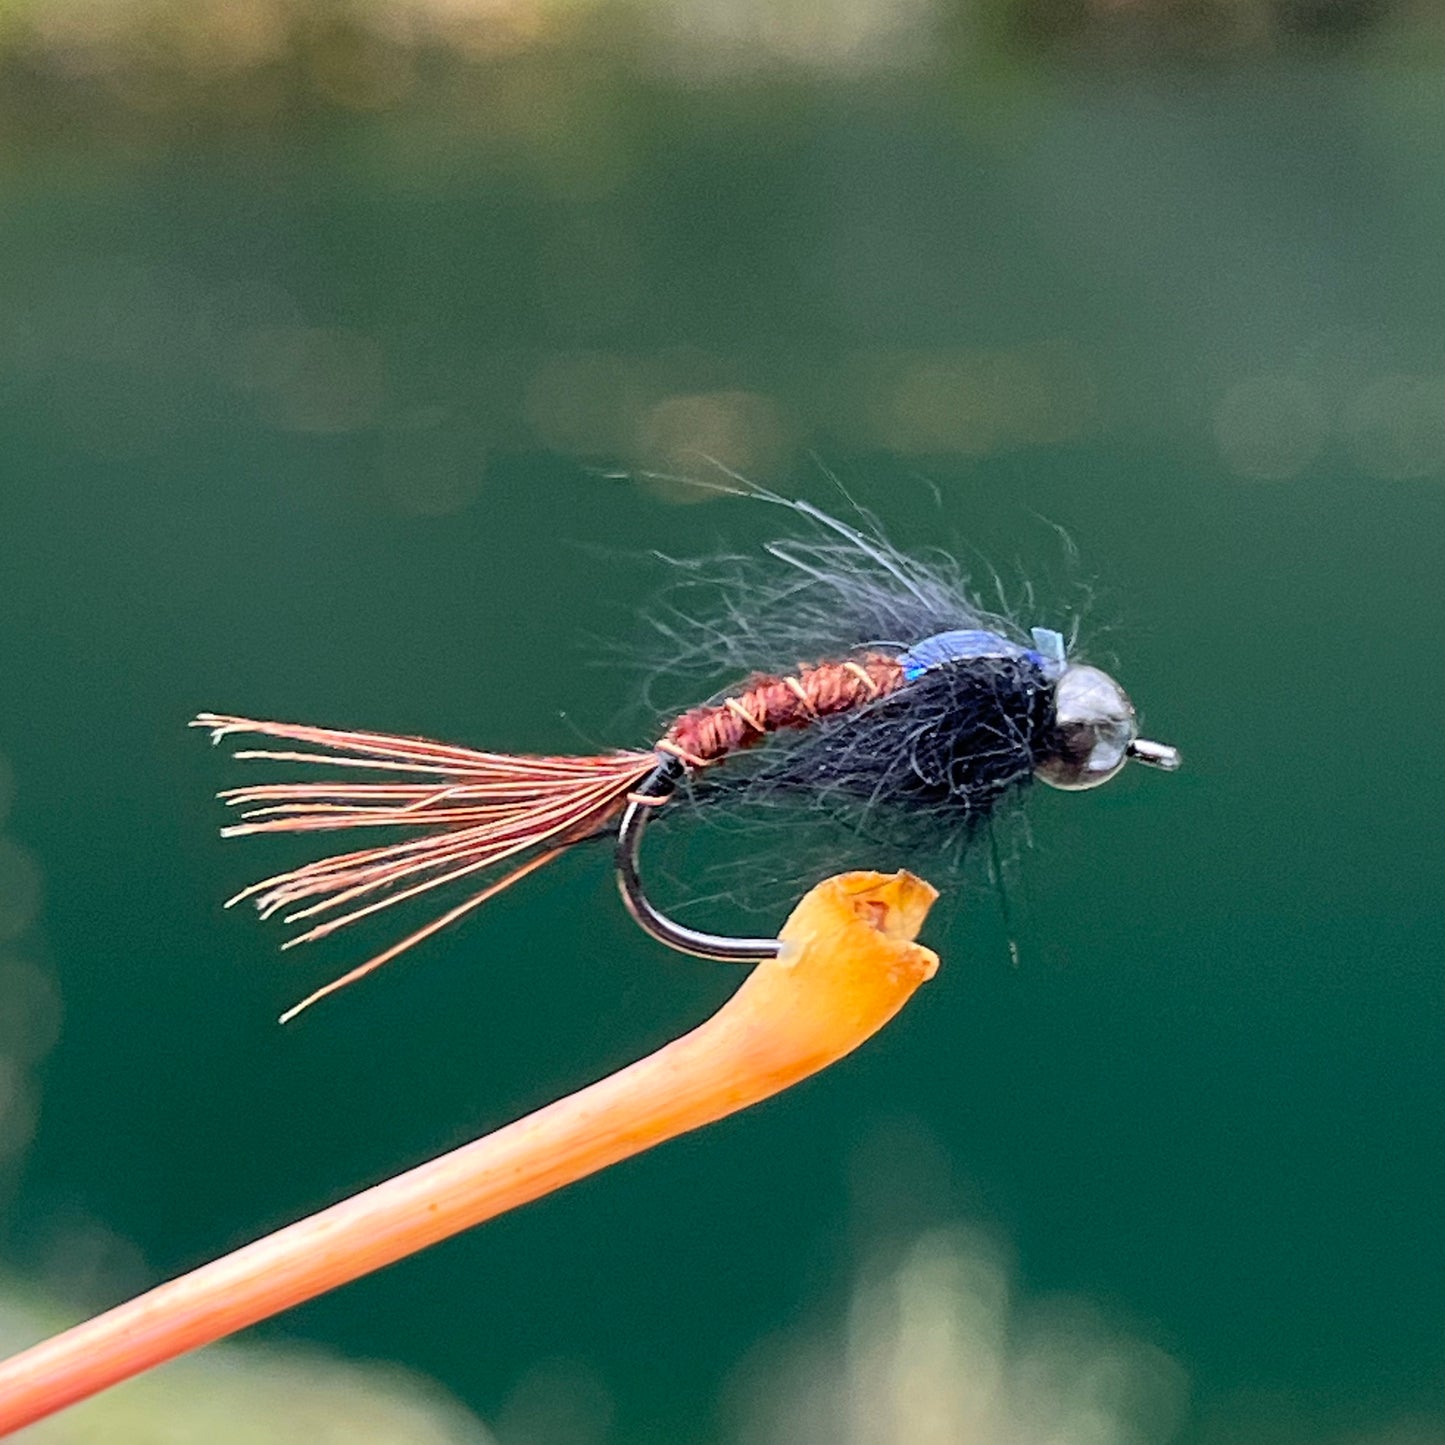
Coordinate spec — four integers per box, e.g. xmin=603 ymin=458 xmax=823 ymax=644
xmin=615 ymin=758 xmax=782 ymax=963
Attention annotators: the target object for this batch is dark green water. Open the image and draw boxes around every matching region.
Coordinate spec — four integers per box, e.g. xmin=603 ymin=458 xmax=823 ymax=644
xmin=1 ymin=38 xmax=1444 ymax=1445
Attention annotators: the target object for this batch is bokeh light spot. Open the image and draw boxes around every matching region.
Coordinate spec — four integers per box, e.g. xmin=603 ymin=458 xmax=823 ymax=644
xmin=1343 ymin=374 xmax=1445 ymax=480
xmin=236 ymin=326 xmax=387 ymax=435
xmin=495 ymin=1357 xmax=613 ymax=1445
xmin=0 ymin=957 xmax=64 ymax=1067
xmin=526 ymin=351 xmax=649 ymax=456
xmin=0 ymin=838 xmax=43 ymax=942
xmin=634 ymin=389 xmax=792 ymax=501
xmin=0 ymin=1057 xmax=39 ymax=1165
xmin=1213 ymin=374 xmax=1327 ymax=480
xmin=730 ymin=1222 xmax=1187 ymax=1445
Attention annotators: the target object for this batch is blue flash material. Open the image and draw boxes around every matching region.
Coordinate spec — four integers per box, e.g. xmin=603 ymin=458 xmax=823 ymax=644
xmin=899 ymin=626 xmax=1066 ymax=682
xmin=1029 ymin=627 xmax=1066 ymax=673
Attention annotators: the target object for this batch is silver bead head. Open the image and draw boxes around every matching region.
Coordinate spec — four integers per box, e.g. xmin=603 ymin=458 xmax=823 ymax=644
xmin=1035 ymin=664 xmax=1181 ymax=791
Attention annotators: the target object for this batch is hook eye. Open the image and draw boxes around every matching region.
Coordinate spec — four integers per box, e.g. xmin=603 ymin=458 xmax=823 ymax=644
xmin=1127 ymin=738 xmax=1182 ymax=771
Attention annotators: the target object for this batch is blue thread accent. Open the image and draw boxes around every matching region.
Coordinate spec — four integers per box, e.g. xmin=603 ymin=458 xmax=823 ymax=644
xmin=899 ymin=630 xmax=1023 ymax=681
xmin=899 ymin=626 xmax=1067 ymax=682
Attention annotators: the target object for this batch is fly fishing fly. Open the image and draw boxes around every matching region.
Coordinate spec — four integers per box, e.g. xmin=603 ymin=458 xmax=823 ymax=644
xmin=194 ymin=494 xmax=1179 ymax=1020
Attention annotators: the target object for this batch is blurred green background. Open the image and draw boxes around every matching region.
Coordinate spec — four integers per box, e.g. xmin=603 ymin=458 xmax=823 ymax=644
xmin=1 ymin=1 xmax=1444 ymax=1441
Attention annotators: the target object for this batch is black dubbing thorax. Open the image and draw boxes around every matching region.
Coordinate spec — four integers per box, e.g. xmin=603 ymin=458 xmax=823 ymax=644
xmin=797 ymin=656 xmax=1057 ymax=818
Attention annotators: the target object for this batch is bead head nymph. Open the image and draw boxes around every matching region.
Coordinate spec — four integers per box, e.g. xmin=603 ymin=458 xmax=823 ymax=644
xmin=198 ymin=492 xmax=1184 ymax=1005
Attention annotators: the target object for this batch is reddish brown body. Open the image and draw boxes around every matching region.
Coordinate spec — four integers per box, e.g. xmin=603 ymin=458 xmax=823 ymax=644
xmin=660 ymin=653 xmax=905 ymax=768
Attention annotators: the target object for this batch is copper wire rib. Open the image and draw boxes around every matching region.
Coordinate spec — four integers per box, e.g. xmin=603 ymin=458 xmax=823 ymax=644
xmin=661 ymin=653 xmax=903 ymax=767
xmin=723 ymin=697 xmax=767 ymax=735
xmin=782 ymin=674 xmax=819 ymax=717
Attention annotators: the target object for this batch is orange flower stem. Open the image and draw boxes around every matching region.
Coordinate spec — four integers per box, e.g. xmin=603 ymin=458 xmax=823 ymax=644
xmin=0 ymin=870 xmax=938 ymax=1436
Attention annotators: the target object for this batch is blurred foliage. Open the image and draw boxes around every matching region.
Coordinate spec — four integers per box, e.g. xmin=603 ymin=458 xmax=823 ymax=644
xmin=0 ymin=1280 xmax=494 ymax=1443
xmin=0 ymin=0 xmax=1439 ymax=139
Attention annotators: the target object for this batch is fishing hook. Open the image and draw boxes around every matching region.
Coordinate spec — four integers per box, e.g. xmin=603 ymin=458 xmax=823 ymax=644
xmin=615 ymin=756 xmax=783 ymax=963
